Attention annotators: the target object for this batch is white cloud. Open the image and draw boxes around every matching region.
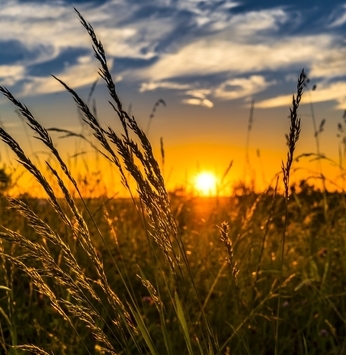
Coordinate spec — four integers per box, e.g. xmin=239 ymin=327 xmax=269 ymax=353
xmin=0 ymin=2 xmax=79 ymax=54
xmin=256 ymin=80 xmax=346 ymax=109
xmin=256 ymin=95 xmax=292 ymax=109
xmin=328 ymin=5 xmax=346 ymax=27
xmin=175 ymin=0 xmax=240 ymax=30
xmin=185 ymin=89 xmax=212 ymax=99
xmin=0 ymin=0 xmax=174 ymax=93
xmin=0 ymin=65 xmax=25 ymax=85
xmin=140 ymin=81 xmax=214 ymax=108
xmin=214 ymin=76 xmax=272 ymax=100
xmin=1 ymin=1 xmax=67 ymax=19
xmin=139 ymin=81 xmax=191 ymax=92
xmin=0 ymin=0 xmax=168 ymax=67
xmin=139 ymin=34 xmax=337 ymax=81
xmin=21 ymin=56 xmax=120 ymax=96
xmin=97 ymin=19 xmax=173 ymax=60
xmin=182 ymin=88 xmax=214 ymax=108
xmin=217 ymin=9 xmax=287 ymax=35
xmin=179 ymin=76 xmax=272 ymax=107
xmin=182 ymin=98 xmax=214 ymax=108
xmin=310 ymin=48 xmax=346 ymax=79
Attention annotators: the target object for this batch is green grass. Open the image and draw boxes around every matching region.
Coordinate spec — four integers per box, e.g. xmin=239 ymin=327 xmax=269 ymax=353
xmin=0 ymin=8 xmax=345 ymax=355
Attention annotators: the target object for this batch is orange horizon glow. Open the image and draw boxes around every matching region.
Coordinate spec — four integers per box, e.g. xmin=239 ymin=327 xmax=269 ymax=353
xmin=1 ymin=119 xmax=344 ymax=199
xmin=3 ymin=147 xmax=345 ymax=199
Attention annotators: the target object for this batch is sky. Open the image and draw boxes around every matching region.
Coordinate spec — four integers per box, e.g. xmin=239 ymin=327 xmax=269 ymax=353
xmin=1 ymin=0 xmax=346 ymax=196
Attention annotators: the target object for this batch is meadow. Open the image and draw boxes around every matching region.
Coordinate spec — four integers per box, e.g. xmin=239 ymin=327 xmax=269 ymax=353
xmin=0 ymin=8 xmax=345 ymax=355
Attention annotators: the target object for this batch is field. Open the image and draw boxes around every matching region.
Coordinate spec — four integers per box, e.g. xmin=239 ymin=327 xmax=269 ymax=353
xmin=0 ymin=9 xmax=346 ymax=355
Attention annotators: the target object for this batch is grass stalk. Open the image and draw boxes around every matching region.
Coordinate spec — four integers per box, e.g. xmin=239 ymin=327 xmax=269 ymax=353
xmin=275 ymin=69 xmax=306 ymax=355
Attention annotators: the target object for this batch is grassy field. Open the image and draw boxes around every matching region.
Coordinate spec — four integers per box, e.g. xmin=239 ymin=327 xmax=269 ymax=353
xmin=0 ymin=8 xmax=345 ymax=355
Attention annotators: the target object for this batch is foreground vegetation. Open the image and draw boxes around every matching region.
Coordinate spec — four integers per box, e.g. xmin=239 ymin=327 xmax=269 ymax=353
xmin=0 ymin=8 xmax=345 ymax=355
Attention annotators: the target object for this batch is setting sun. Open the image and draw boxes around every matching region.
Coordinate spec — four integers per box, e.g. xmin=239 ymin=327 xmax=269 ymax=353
xmin=194 ymin=171 xmax=218 ymax=196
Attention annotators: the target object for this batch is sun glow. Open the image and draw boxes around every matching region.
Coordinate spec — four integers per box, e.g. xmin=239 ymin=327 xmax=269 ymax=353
xmin=194 ymin=171 xmax=218 ymax=196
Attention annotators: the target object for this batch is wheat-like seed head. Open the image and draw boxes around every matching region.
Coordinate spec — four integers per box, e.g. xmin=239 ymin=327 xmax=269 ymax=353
xmin=282 ymin=69 xmax=306 ymax=199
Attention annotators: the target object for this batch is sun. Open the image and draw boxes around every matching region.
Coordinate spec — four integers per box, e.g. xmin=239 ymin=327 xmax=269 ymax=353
xmin=194 ymin=171 xmax=218 ymax=196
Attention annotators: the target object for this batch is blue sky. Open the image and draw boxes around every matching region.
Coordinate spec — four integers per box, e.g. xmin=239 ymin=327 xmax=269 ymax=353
xmin=1 ymin=0 xmax=346 ymax=193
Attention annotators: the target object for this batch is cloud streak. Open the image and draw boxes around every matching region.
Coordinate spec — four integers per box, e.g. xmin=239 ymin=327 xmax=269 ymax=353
xmin=257 ymin=80 xmax=346 ymax=109
xmin=328 ymin=4 xmax=346 ymax=28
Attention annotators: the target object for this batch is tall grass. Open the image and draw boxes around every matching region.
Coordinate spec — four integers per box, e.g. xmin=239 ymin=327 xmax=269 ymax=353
xmin=0 ymin=8 xmax=215 ymax=354
xmin=276 ymin=69 xmax=305 ymax=355
xmin=0 ymin=8 xmax=345 ymax=355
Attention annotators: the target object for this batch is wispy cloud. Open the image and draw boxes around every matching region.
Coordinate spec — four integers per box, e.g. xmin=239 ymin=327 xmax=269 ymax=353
xmin=140 ymin=34 xmax=338 ymax=81
xmin=139 ymin=81 xmax=191 ymax=92
xmin=214 ymin=76 xmax=272 ymax=100
xmin=183 ymin=89 xmax=214 ymax=108
xmin=182 ymin=97 xmax=214 ymax=108
xmin=256 ymin=80 xmax=346 ymax=109
xmin=140 ymin=76 xmax=270 ymax=108
xmin=0 ymin=65 xmax=25 ymax=86
xmin=21 ymin=56 xmax=121 ymax=96
xmin=328 ymin=4 xmax=346 ymax=28
xmin=309 ymin=48 xmax=346 ymax=79
xmin=174 ymin=0 xmax=239 ymax=29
